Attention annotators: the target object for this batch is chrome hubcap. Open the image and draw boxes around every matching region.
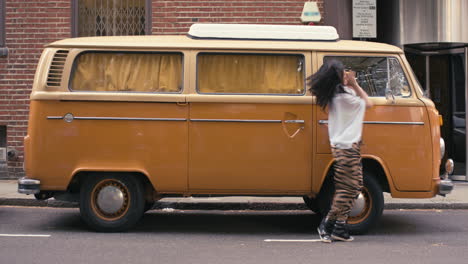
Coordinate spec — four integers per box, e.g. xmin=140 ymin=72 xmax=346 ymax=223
xmin=350 ymin=193 xmax=365 ymax=217
xmin=96 ymin=185 xmax=125 ymax=214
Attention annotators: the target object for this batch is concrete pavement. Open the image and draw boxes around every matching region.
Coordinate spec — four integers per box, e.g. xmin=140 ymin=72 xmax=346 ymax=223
xmin=1 ymin=179 xmax=468 ymax=209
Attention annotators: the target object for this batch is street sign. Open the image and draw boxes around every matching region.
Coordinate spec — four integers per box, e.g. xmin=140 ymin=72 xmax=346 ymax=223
xmin=353 ymin=0 xmax=377 ymax=38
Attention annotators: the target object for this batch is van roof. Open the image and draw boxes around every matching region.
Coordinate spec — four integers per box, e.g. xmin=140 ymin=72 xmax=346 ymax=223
xmin=47 ymin=35 xmax=403 ymax=53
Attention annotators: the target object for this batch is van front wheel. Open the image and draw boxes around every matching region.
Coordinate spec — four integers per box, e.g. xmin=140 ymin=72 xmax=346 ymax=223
xmin=302 ymin=196 xmax=320 ymax=215
xmin=80 ymin=174 xmax=145 ymax=232
xmin=318 ymin=172 xmax=384 ymax=235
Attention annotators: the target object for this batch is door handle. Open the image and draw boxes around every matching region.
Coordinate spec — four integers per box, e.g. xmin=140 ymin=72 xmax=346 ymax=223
xmin=282 ymin=120 xmax=305 ymax=138
xmin=284 ymin=120 xmax=305 ymax=124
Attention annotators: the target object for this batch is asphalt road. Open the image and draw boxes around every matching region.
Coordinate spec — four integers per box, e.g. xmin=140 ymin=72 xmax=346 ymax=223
xmin=1 ymin=207 xmax=467 ymax=264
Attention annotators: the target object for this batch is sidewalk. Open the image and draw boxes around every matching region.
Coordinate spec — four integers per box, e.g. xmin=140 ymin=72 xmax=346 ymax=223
xmin=1 ymin=179 xmax=468 ymax=210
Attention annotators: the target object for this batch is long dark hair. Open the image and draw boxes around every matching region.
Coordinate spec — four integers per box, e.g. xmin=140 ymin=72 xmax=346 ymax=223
xmin=308 ymin=60 xmax=345 ymax=110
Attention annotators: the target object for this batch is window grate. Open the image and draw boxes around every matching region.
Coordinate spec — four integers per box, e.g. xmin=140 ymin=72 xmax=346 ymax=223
xmin=78 ymin=0 xmax=146 ymax=37
xmin=47 ymin=50 xmax=69 ymax=87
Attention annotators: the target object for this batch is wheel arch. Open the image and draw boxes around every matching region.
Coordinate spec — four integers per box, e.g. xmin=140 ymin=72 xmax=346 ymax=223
xmin=67 ymin=169 xmax=157 ymax=202
xmin=362 ymin=157 xmax=391 ymax=193
xmin=318 ymin=155 xmax=394 ymax=194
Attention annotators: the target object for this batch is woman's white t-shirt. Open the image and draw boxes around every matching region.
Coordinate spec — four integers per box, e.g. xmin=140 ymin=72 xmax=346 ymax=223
xmin=328 ymin=86 xmax=366 ymax=149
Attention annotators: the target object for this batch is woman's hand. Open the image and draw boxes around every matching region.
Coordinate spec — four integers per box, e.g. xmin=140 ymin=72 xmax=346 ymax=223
xmin=345 ymin=70 xmax=373 ymax=108
xmin=364 ymin=98 xmax=374 ymax=109
xmin=345 ymin=70 xmax=358 ymax=88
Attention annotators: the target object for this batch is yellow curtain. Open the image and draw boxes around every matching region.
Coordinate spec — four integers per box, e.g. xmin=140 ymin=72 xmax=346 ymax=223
xmin=71 ymin=53 xmax=183 ymax=93
xmin=197 ymin=54 xmax=304 ymax=94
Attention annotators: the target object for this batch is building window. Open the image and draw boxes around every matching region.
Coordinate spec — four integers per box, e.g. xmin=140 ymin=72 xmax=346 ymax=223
xmin=73 ymin=0 xmax=151 ymax=37
xmin=197 ymin=53 xmax=305 ymax=95
xmin=0 ymin=0 xmax=7 ymax=56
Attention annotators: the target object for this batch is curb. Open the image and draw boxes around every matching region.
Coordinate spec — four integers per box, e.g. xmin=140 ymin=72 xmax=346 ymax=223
xmin=2 ymin=198 xmax=468 ymax=210
xmin=0 ymin=198 xmax=78 ymax=208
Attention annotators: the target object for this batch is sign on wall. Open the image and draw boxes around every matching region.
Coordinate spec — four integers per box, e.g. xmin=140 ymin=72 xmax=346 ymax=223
xmin=353 ymin=0 xmax=377 ymax=38
xmin=300 ymin=1 xmax=322 ymax=23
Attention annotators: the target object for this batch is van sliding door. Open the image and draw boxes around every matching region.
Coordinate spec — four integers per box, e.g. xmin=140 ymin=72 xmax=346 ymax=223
xmin=187 ymin=52 xmax=313 ymax=194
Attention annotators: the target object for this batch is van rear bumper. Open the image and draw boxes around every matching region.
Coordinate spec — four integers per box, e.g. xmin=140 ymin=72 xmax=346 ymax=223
xmin=18 ymin=178 xmax=41 ymax=195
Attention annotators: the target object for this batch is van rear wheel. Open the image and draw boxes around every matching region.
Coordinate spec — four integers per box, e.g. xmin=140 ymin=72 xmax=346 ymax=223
xmin=317 ymin=172 xmax=384 ymax=235
xmin=80 ymin=174 xmax=145 ymax=232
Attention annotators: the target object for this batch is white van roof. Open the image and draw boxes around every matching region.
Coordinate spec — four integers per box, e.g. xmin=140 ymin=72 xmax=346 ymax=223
xmin=48 ymin=34 xmax=402 ymax=54
xmin=187 ymin=23 xmax=339 ymax=41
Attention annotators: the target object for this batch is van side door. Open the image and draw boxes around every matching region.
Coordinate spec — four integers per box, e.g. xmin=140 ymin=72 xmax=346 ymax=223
xmin=187 ymin=51 xmax=313 ymax=194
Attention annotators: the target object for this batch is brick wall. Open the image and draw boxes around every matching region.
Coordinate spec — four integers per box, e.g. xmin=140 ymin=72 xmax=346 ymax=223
xmin=0 ymin=0 xmax=71 ymax=178
xmin=0 ymin=0 xmax=324 ymax=178
xmin=152 ymin=0 xmax=324 ymax=34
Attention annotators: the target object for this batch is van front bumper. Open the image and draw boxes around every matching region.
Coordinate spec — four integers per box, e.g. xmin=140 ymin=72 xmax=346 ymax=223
xmin=18 ymin=177 xmax=41 ymax=195
xmin=438 ymin=159 xmax=454 ymax=196
xmin=438 ymin=179 xmax=454 ymax=195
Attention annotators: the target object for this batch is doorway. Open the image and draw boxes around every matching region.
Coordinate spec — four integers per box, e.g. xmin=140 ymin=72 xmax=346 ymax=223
xmin=405 ymin=43 xmax=468 ymax=180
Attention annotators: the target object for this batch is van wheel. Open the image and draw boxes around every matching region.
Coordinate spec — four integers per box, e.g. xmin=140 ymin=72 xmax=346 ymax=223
xmin=144 ymin=201 xmax=154 ymax=212
xmin=317 ymin=172 xmax=384 ymax=235
xmin=302 ymin=196 xmax=320 ymax=215
xmin=80 ymin=174 xmax=145 ymax=232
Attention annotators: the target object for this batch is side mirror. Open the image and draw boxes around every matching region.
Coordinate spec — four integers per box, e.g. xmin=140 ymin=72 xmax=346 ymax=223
xmin=385 ymin=89 xmax=396 ymax=104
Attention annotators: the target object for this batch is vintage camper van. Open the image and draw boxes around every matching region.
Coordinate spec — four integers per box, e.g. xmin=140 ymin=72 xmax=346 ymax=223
xmin=18 ymin=24 xmax=454 ymax=233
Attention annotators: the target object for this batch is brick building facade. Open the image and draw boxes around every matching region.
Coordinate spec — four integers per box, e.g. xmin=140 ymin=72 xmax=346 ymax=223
xmin=0 ymin=0 xmax=324 ymax=178
xmin=0 ymin=0 xmax=72 ymax=178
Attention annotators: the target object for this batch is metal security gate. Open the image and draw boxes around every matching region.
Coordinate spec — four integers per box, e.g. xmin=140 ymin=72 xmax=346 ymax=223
xmin=77 ymin=0 xmax=149 ymax=36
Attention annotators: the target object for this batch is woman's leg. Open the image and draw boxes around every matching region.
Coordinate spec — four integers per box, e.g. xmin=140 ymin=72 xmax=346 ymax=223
xmin=326 ymin=143 xmax=363 ymax=241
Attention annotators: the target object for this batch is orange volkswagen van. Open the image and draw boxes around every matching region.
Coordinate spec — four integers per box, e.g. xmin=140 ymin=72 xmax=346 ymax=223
xmin=18 ymin=24 xmax=454 ymax=232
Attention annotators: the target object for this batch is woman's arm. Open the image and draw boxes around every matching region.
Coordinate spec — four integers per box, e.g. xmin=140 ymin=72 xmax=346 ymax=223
xmin=345 ymin=71 xmax=373 ymax=108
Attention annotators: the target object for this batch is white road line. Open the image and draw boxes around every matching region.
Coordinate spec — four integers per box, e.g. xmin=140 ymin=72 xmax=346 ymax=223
xmin=0 ymin=234 xmax=51 ymax=238
xmin=264 ymin=239 xmax=322 ymax=243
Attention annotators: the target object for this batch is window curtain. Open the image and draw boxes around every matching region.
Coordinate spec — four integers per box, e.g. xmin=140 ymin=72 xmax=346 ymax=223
xmin=71 ymin=53 xmax=183 ymax=93
xmin=197 ymin=54 xmax=304 ymax=94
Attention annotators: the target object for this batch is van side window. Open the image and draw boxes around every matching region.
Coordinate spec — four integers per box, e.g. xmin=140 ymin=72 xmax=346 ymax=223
xmin=70 ymin=52 xmax=183 ymax=93
xmin=324 ymin=56 xmax=411 ymax=97
xmin=197 ymin=53 xmax=305 ymax=95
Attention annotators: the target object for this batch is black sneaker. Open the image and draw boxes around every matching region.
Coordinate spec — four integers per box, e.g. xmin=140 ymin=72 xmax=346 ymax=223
xmin=331 ymin=221 xmax=354 ymax=242
xmin=317 ymin=218 xmax=334 ymax=243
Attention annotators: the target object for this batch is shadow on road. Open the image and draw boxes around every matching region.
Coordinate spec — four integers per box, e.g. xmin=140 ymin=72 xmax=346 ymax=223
xmin=135 ymin=211 xmax=320 ymax=235
xmin=4 ymin=207 xmax=463 ymax=236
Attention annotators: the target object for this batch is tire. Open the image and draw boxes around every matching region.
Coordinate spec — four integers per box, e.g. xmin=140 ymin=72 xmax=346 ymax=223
xmin=317 ymin=172 xmax=384 ymax=235
xmin=144 ymin=201 xmax=154 ymax=213
xmin=302 ymin=196 xmax=321 ymax=215
xmin=80 ymin=174 xmax=145 ymax=232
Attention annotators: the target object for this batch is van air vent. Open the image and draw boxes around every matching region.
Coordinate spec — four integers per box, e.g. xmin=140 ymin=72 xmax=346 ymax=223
xmin=47 ymin=50 xmax=69 ymax=87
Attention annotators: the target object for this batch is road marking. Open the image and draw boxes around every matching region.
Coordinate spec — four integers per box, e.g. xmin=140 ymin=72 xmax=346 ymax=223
xmin=264 ymin=239 xmax=322 ymax=243
xmin=0 ymin=234 xmax=51 ymax=238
